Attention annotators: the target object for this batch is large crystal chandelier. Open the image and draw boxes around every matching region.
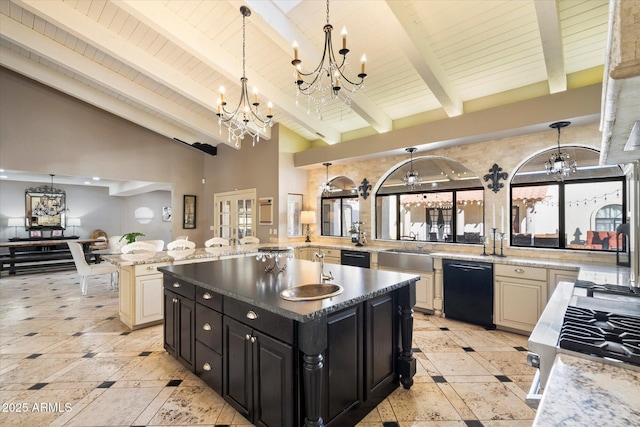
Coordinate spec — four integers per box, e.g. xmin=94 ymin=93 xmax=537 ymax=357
xmin=32 ymin=174 xmax=65 ymax=216
xmin=403 ymin=148 xmax=422 ymax=190
xmin=291 ymin=0 xmax=367 ymax=119
xmin=545 ymin=121 xmax=576 ymax=181
xmin=217 ymin=6 xmax=273 ymax=147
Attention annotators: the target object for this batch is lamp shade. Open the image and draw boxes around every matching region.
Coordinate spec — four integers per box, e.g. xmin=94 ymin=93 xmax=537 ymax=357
xmin=8 ymin=218 xmax=24 ymax=227
xmin=300 ymin=211 xmax=316 ymax=225
xmin=67 ymin=218 xmax=81 ymax=227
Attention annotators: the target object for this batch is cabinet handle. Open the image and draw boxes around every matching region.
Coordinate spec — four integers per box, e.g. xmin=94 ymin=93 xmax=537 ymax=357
xmin=514 ymin=268 xmax=525 ymax=274
xmin=245 ymin=334 xmax=251 ymax=341
xmin=250 ymin=336 xmax=257 ymax=343
xmin=172 ymin=282 xmax=181 ymax=288
xmin=172 ymin=298 xmax=178 ymax=303
xmin=147 ymin=266 xmax=156 ymax=271
xmin=203 ymin=363 xmax=211 ymax=371
xmin=246 ymin=310 xmax=258 ymax=320
xmin=202 ymin=292 xmax=212 ymax=300
xmin=203 ymin=323 xmax=211 ymax=331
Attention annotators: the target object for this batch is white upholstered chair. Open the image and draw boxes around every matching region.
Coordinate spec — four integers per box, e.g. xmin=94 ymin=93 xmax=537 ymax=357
xmin=121 ymin=241 xmax=157 ymax=254
xmin=67 ymin=242 xmax=117 ymax=296
xmin=138 ymin=240 xmax=165 ymax=251
xmin=205 ymin=237 xmax=230 ymax=247
xmin=167 ymin=239 xmax=196 ymax=250
xmin=239 ymin=236 xmax=260 ymax=245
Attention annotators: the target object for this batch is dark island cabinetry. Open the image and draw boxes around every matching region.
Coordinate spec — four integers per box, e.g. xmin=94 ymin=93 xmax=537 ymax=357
xmin=161 ymin=258 xmax=417 ymax=427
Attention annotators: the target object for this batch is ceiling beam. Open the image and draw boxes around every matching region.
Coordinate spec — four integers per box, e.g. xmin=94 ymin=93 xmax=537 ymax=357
xmin=385 ymin=0 xmax=463 ymax=117
xmin=534 ymin=0 xmax=567 ymax=93
xmin=242 ymin=0 xmax=393 ymax=134
xmin=118 ymin=0 xmax=342 ymax=144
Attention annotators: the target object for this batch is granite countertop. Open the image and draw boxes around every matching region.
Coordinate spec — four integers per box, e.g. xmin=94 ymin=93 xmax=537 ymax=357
xmin=533 ymin=353 xmax=640 ymax=426
xmin=160 ymin=257 xmax=419 ymax=322
xmin=102 ymin=245 xmax=260 ymax=266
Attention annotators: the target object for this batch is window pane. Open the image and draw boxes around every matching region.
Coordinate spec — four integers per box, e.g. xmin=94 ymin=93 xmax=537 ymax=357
xmin=321 ymin=199 xmax=341 ymax=236
xmin=400 ymin=192 xmax=453 ymax=241
xmin=456 ymin=190 xmax=484 ymax=243
xmin=511 ymin=185 xmax=559 ymax=248
xmin=376 ymin=195 xmax=397 ymax=240
xmin=342 ymin=198 xmax=359 ymax=237
xmin=565 ymin=181 xmax=623 ymax=251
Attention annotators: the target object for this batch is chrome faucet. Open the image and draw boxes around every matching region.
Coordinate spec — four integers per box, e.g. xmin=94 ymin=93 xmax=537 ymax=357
xmin=313 ymin=252 xmax=334 ymax=282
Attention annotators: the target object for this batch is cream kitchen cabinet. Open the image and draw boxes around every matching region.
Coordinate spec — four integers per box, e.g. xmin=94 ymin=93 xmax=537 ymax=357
xmin=376 ymin=265 xmax=434 ymax=312
xmin=119 ymin=262 xmax=170 ymax=329
xmin=295 ymin=246 xmax=318 ymax=261
xmin=494 ymin=264 xmax=547 ymax=333
xmin=548 ymin=268 xmax=579 ymax=298
xmin=296 ymin=247 xmax=340 ymax=264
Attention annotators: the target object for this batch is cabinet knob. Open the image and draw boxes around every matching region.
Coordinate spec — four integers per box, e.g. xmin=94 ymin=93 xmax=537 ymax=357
xmin=202 ymin=292 xmax=212 ymax=300
xmin=246 ymin=310 xmax=258 ymax=320
xmin=172 ymin=282 xmax=181 ymax=288
xmin=250 ymin=336 xmax=257 ymax=343
xmin=514 ymin=268 xmax=525 ymax=274
xmin=245 ymin=334 xmax=251 ymax=341
xmin=202 ymin=323 xmax=211 ymax=331
xmin=172 ymin=298 xmax=178 ymax=303
xmin=203 ymin=363 xmax=212 ymax=371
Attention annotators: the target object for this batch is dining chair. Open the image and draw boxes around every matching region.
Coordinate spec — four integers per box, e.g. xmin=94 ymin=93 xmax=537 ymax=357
xmin=175 ymin=235 xmax=188 ymax=241
xmin=137 ymin=240 xmax=165 ymax=251
xmin=205 ymin=237 xmax=230 ymax=247
xmin=67 ymin=241 xmax=118 ymax=296
xmin=239 ymin=236 xmax=260 ymax=245
xmin=167 ymin=239 xmax=196 ymax=250
xmin=121 ymin=241 xmax=157 ymax=254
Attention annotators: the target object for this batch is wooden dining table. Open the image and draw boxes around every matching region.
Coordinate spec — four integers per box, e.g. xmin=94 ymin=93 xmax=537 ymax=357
xmin=0 ymin=238 xmax=102 ymax=275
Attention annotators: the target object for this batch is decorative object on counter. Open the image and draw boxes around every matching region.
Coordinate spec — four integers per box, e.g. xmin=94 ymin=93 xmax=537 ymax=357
xmin=216 ymin=6 xmax=273 ymax=147
xmin=134 ymin=207 xmax=154 ymax=224
xmin=499 ymin=232 xmax=506 ymax=257
xmin=490 ymin=227 xmax=498 ymax=256
xmin=7 ymin=217 xmax=23 ymax=238
xmin=545 ymin=121 xmax=576 ymax=181
xmin=403 ymin=147 xmax=421 ymax=190
xmin=481 ymin=235 xmax=488 ymax=256
xmin=351 ymin=221 xmax=365 ymax=246
xmin=320 ymin=162 xmax=333 ymax=195
xmin=256 ymin=246 xmax=294 ymax=273
xmin=300 ymin=210 xmax=316 ymax=242
xmin=291 ymin=0 xmax=367 ymax=119
xmin=67 ymin=218 xmax=81 ymax=236
xmin=119 ymin=232 xmax=145 ymax=245
xmin=358 ymin=177 xmax=372 ymax=199
xmin=483 ymin=163 xmax=508 ymax=193
xmin=183 ymin=195 xmax=196 ymax=229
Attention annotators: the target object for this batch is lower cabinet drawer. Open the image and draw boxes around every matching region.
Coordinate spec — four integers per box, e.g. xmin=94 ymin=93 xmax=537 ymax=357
xmin=164 ymin=276 xmax=195 ymax=299
xmin=196 ymin=286 xmax=223 ymax=312
xmin=224 ymin=298 xmax=294 ymax=345
xmin=195 ymin=303 xmax=223 ymax=354
xmin=195 ymin=340 xmax=222 ymax=395
xmin=494 ymin=264 xmax=547 ymax=281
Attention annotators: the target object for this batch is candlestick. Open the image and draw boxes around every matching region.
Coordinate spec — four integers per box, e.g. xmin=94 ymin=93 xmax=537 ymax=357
xmin=341 ymin=26 xmax=347 ymax=50
xmin=501 ymin=206 xmax=504 ymax=233
xmin=492 ymin=204 xmax=496 ymax=229
xmin=292 ymin=41 xmax=299 ymax=60
xmin=499 ymin=233 xmax=506 ymax=257
xmin=491 ymin=228 xmax=497 ymax=256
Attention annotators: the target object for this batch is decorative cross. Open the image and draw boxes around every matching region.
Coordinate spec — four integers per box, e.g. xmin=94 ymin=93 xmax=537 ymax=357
xmin=359 ymin=178 xmax=372 ymax=200
xmin=483 ymin=163 xmax=508 ymax=193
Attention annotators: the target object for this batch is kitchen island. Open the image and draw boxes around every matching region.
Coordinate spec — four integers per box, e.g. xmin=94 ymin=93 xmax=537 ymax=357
xmin=160 ymin=256 xmax=419 ymax=427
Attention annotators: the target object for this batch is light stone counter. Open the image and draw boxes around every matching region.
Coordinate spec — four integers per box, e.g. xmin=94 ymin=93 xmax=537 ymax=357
xmin=533 ymin=353 xmax=640 ymax=426
xmin=102 ymin=245 xmax=259 ymax=266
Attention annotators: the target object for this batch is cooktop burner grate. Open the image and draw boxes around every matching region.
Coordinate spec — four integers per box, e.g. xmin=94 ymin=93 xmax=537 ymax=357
xmin=559 ymin=306 xmax=640 ymax=366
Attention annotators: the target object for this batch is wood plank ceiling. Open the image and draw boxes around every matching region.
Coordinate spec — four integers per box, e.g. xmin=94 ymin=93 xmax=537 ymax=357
xmin=0 ymin=0 xmax=611 ymax=152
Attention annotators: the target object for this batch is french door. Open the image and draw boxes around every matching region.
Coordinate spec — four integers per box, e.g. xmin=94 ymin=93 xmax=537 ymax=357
xmin=214 ymin=189 xmax=256 ymax=244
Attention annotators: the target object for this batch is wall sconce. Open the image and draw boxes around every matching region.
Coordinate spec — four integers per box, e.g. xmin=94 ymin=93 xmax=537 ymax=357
xmin=7 ymin=217 xmax=24 ymax=238
xmin=67 ymin=218 xmax=81 ymax=236
xmin=300 ymin=211 xmax=316 ymax=242
xmin=134 ymin=207 xmax=154 ymax=224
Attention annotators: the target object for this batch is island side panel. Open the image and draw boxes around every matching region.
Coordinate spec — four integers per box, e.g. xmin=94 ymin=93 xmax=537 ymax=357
xmin=298 ymin=317 xmax=328 ymax=427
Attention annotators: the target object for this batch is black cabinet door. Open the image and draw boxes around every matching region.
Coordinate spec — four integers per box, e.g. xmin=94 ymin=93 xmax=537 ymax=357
xmin=223 ymin=316 xmax=252 ymax=420
xmin=163 ymin=289 xmax=177 ymax=356
xmin=364 ymin=292 xmax=397 ymax=398
xmin=253 ymin=331 xmax=294 ymax=427
xmin=195 ymin=340 xmax=223 ymax=395
xmin=177 ymin=297 xmax=195 ymax=369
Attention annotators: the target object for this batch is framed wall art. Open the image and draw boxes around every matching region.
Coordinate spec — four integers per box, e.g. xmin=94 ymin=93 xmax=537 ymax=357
xmin=183 ymin=195 xmax=196 ymax=229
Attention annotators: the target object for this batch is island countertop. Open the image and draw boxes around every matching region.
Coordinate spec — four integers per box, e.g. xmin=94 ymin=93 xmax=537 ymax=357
xmin=160 ymin=257 xmax=419 ymax=322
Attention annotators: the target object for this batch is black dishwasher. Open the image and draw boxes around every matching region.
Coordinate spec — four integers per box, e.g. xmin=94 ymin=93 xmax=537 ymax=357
xmin=443 ymin=259 xmax=494 ymax=328
xmin=340 ymin=250 xmax=370 ymax=268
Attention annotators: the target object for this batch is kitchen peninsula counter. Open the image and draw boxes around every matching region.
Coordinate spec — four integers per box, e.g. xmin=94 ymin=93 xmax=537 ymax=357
xmin=160 ymin=257 xmax=419 ymax=427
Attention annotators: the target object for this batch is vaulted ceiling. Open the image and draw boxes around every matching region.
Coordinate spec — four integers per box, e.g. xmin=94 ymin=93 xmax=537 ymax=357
xmin=0 ymin=0 xmax=616 ymax=155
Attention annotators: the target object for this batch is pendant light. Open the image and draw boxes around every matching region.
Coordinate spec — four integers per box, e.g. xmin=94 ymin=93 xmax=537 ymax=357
xmin=320 ymin=162 xmax=333 ymax=195
xmin=545 ymin=121 xmax=577 ymax=181
xmin=403 ymin=148 xmax=421 ymax=190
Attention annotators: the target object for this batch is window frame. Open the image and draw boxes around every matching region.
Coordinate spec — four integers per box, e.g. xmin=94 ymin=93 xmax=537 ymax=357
xmin=320 ymin=194 xmax=359 ymax=237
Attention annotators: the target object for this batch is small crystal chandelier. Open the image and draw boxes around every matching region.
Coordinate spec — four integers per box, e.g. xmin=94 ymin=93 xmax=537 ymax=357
xmin=217 ymin=6 xmax=273 ymax=147
xmin=320 ymin=162 xmax=333 ymax=195
xmin=33 ymin=174 xmax=65 ymax=217
xmin=545 ymin=121 xmax=576 ymax=181
xmin=403 ymin=148 xmax=422 ymax=190
xmin=291 ymin=0 xmax=367 ymax=119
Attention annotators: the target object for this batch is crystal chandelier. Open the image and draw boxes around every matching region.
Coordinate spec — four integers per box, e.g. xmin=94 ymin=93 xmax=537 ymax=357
xmin=217 ymin=6 xmax=273 ymax=147
xmin=33 ymin=174 xmax=66 ymax=216
xmin=291 ymin=0 xmax=367 ymax=119
xmin=320 ymin=162 xmax=333 ymax=195
xmin=545 ymin=121 xmax=576 ymax=181
xmin=403 ymin=148 xmax=422 ymax=190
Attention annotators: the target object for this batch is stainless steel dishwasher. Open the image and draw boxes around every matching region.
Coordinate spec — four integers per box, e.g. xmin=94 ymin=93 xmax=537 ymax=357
xmin=443 ymin=259 xmax=494 ymax=328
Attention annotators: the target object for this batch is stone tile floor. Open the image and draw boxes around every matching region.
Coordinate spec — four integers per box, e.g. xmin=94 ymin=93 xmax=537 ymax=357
xmin=0 ymin=271 xmax=537 ymax=426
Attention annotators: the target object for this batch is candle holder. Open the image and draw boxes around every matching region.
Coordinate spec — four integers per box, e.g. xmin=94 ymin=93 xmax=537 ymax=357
xmin=498 ymin=233 xmax=506 ymax=257
xmin=481 ymin=236 xmax=488 ymax=256
xmin=491 ymin=228 xmax=498 ymax=255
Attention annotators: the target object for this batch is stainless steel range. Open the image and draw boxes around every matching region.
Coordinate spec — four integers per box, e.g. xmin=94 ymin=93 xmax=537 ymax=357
xmin=526 ymin=279 xmax=640 ymax=408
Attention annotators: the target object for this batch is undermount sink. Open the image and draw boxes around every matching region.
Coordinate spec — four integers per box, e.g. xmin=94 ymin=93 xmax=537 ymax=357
xmin=280 ymin=283 xmax=344 ymax=301
xmin=378 ymin=249 xmax=433 ymax=272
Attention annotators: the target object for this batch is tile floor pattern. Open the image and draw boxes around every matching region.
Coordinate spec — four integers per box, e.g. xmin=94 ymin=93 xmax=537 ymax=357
xmin=0 ymin=271 xmax=537 ymax=426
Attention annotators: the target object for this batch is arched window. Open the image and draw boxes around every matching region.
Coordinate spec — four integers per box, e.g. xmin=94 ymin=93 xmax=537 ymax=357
xmin=375 ymin=156 xmax=484 ymax=243
xmin=510 ymin=146 xmax=625 ymax=251
xmin=321 ymin=176 xmax=359 ymax=237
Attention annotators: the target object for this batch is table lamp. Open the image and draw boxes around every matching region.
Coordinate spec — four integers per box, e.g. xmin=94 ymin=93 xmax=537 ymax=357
xmin=67 ymin=218 xmax=81 ymax=236
xmin=300 ymin=211 xmax=316 ymax=242
xmin=8 ymin=218 xmax=24 ymax=238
